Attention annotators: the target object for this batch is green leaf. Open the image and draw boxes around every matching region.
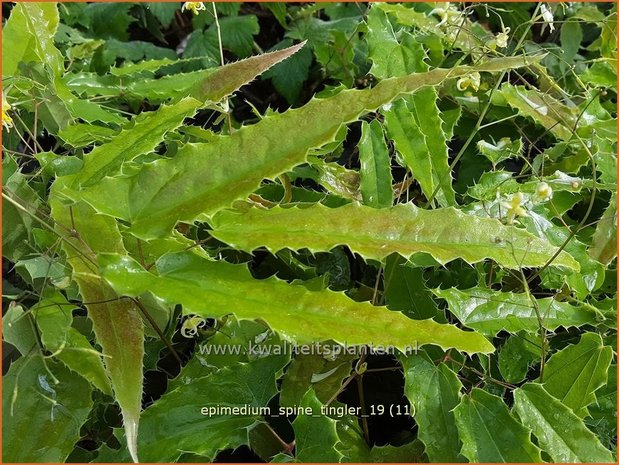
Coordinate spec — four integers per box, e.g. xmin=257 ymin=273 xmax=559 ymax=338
xmin=49 ymin=198 xmax=144 ymax=463
xmin=218 ymin=15 xmax=260 ymax=57
xmin=280 ymin=354 xmax=354 ymax=407
xmin=477 ymin=137 xmax=523 ymax=166
xmin=72 ymin=97 xmax=203 ymax=188
xmin=366 ymin=6 xmax=422 ymax=79
xmin=582 ymin=61 xmax=617 ymax=88
xmin=146 ymin=2 xmax=180 ymax=28
xmin=586 ymin=364 xmax=617 ymax=451
xmin=292 ymin=390 xmax=343 ymax=462
xmin=498 ymin=335 xmax=540 ymax=384
xmin=513 ymin=383 xmax=614 ymax=463
xmin=384 ymin=255 xmax=439 ymax=320
xmin=263 ymin=39 xmax=312 ymax=104
xmin=522 ymin=210 xmax=606 ymax=298
xmin=35 ymin=151 xmax=84 ymax=177
xmin=133 ymin=355 xmax=288 ymax=462
xmin=66 ymin=42 xmax=307 ymax=103
xmin=169 ymin=317 xmax=287 ymax=391
xmin=3 ymin=304 xmax=37 ymax=356
xmin=75 ymin=55 xmax=543 ymax=239
xmin=57 ymin=123 xmax=117 ymax=148
xmin=400 ymin=354 xmax=463 ymax=462
xmin=264 ymin=2 xmax=287 ymax=27
xmin=369 ymin=441 xmax=426 ymax=462
xmin=100 ymin=252 xmax=495 ymax=354
xmin=541 ymin=333 xmax=613 ymax=417
xmin=560 ymin=20 xmax=583 ymax=63
xmin=2 ymin=357 xmax=93 ymax=462
xmin=589 ymin=194 xmax=617 ymax=265
xmin=80 ymin=3 xmax=135 ymax=41
xmin=102 ymin=38 xmax=177 ymax=64
xmin=35 ymin=295 xmax=113 ymax=395
xmin=454 ymin=388 xmax=541 ymax=462
xmin=182 ymin=29 xmax=220 ymax=66
xmin=110 ymin=57 xmax=177 ymax=76
xmin=366 ymin=8 xmax=455 ymax=206
xmin=2 ymin=2 xmax=63 ymax=78
xmin=2 ymin=156 xmax=41 ymax=262
xmin=359 ymin=120 xmax=393 ymax=208
xmin=210 ymin=204 xmax=578 ymax=270
xmin=434 ymin=287 xmax=595 ymax=336
xmin=385 ymin=92 xmax=456 ymax=206
xmin=497 ymin=84 xmax=575 ymax=141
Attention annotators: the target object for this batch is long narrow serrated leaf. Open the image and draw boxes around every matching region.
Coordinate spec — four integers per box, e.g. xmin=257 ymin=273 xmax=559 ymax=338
xmin=358 ymin=120 xmax=393 ymax=208
xmin=497 ymin=84 xmax=575 ymax=141
xmin=99 ymin=252 xmax=494 ymax=354
xmin=540 ymin=333 xmax=613 ymax=417
xmin=400 ymin=354 xmax=463 ymax=462
xmin=513 ymin=384 xmax=615 ymax=463
xmin=189 ymin=41 xmax=307 ymax=101
xmin=72 ymin=97 xmax=202 ymax=188
xmin=209 ymin=204 xmax=578 ymax=270
xmin=110 ymin=57 xmax=177 ymax=76
xmin=434 ymin=286 xmax=594 ymax=335
xmin=65 ymin=42 xmax=307 ymax=103
xmin=385 ymin=92 xmax=456 ymax=206
xmin=367 ymin=8 xmax=456 ymax=206
xmin=454 ymin=388 xmax=541 ymax=462
xmin=76 ymin=55 xmax=543 ymax=239
xmin=49 ymin=198 xmax=144 ymax=463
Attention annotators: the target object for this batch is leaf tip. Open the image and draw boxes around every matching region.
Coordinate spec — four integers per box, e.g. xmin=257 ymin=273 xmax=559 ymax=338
xmin=124 ymin=414 xmax=139 ymax=463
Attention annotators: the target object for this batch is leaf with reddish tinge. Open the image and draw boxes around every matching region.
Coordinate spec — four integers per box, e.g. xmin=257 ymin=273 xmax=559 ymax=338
xmin=75 ymin=55 xmax=544 ymax=239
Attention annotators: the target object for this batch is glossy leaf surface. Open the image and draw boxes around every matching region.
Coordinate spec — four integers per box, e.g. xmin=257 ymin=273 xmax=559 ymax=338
xmin=434 ymin=287 xmax=594 ymax=335
xmin=100 ymin=252 xmax=494 ymax=354
xmin=513 ymin=383 xmax=614 ymax=462
xmin=210 ymin=204 xmax=578 ymax=270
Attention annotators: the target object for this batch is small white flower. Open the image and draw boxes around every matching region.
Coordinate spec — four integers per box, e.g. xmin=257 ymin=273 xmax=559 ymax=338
xmin=501 ymin=192 xmax=528 ymax=225
xmin=540 ymin=4 xmax=555 ymax=33
xmin=456 ymin=72 xmax=481 ymax=92
xmin=495 ymin=27 xmax=510 ymax=48
xmin=535 ymin=182 xmax=553 ymax=202
xmin=181 ymin=315 xmax=207 ymax=338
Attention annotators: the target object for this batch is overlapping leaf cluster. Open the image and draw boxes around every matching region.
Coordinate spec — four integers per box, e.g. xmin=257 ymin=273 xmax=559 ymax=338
xmin=2 ymin=2 xmax=616 ymax=463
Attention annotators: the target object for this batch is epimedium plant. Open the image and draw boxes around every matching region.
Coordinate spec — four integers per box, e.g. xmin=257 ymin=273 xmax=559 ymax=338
xmin=1 ymin=1 xmax=616 ymax=463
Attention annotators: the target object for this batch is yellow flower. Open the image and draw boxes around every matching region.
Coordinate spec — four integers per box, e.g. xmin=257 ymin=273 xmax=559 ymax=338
xmin=181 ymin=315 xmax=207 ymax=338
xmin=2 ymin=94 xmax=13 ymax=130
xmin=182 ymin=2 xmax=206 ymax=15
xmin=501 ymin=192 xmax=528 ymax=225
xmin=456 ymin=72 xmax=481 ymax=92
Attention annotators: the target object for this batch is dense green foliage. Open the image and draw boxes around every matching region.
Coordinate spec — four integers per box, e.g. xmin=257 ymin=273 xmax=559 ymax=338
xmin=2 ymin=2 xmax=616 ymax=463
